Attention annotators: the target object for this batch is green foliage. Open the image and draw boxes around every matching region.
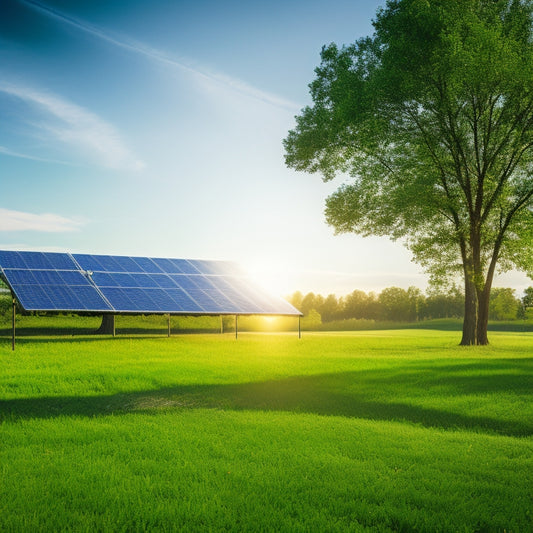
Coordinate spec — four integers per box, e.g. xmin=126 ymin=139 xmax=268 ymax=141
xmin=284 ymin=0 xmax=533 ymax=344
xmin=292 ymin=286 xmax=464 ymax=323
xmin=301 ymin=308 xmax=322 ymax=329
xmin=1 ymin=331 xmax=532 ymax=531
xmin=489 ymin=287 xmax=521 ymax=320
xmin=0 ymin=294 xmax=12 ymax=321
xmin=523 ymin=286 xmax=533 ymax=308
xmin=378 ymin=286 xmax=422 ymax=321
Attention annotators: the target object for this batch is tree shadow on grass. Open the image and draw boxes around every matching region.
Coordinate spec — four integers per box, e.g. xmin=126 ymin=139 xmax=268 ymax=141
xmin=2 ymin=365 xmax=531 ymax=437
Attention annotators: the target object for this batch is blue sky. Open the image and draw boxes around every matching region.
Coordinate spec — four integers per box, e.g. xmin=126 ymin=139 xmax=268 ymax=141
xmin=1 ymin=0 xmax=530 ymax=297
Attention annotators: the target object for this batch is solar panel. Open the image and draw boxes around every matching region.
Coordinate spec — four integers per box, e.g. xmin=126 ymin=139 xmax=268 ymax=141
xmin=0 ymin=252 xmax=113 ymax=312
xmin=0 ymin=251 xmax=301 ymax=316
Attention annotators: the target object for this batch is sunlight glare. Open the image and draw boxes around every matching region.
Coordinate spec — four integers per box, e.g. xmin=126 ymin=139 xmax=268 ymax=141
xmin=243 ymin=257 xmax=295 ymax=296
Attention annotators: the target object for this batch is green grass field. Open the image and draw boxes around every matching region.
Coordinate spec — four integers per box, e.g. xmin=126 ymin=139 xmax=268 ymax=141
xmin=1 ymin=326 xmax=532 ymax=532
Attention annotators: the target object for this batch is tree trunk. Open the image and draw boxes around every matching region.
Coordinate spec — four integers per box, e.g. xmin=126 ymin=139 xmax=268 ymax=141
xmin=476 ymin=289 xmax=490 ymax=345
xmin=460 ymin=276 xmax=478 ymax=346
xmin=96 ymin=314 xmax=115 ymax=335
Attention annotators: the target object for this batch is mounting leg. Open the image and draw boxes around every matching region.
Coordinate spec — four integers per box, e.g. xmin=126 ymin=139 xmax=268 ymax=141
xmin=235 ymin=315 xmax=238 ymax=340
xmin=167 ymin=314 xmax=171 ymax=337
xmin=298 ymin=315 xmax=301 ymax=339
xmin=220 ymin=316 xmax=223 ymax=334
xmin=12 ymin=297 xmax=16 ymax=351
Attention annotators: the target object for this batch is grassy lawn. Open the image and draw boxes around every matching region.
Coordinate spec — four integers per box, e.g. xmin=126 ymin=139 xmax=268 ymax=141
xmin=1 ymin=327 xmax=532 ymax=532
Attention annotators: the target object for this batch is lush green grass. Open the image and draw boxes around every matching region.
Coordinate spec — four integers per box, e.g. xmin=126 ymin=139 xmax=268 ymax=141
xmin=1 ymin=328 xmax=532 ymax=532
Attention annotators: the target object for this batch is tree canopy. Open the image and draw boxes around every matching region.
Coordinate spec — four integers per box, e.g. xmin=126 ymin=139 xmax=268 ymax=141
xmin=284 ymin=0 xmax=533 ymax=345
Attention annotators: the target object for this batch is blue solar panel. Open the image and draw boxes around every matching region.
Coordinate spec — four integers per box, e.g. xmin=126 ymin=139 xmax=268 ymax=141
xmin=31 ymin=270 xmax=65 ymax=285
xmin=0 ymin=251 xmax=25 ymax=269
xmin=109 ymin=273 xmax=139 ymax=288
xmin=99 ymin=287 xmax=140 ymax=311
xmin=91 ymin=272 xmax=119 ymax=287
xmin=44 ymin=253 xmax=78 ymax=270
xmin=74 ymin=286 xmax=113 ymax=310
xmin=183 ymin=288 xmax=228 ymax=313
xmin=113 ymin=256 xmax=143 ymax=272
xmin=151 ymin=257 xmax=182 ymax=274
xmin=189 ymin=275 xmax=216 ymax=290
xmin=0 ymin=250 xmax=301 ymax=316
xmin=130 ymin=256 xmax=163 ymax=274
xmin=44 ymin=286 xmax=84 ymax=310
xmin=202 ymin=289 xmax=241 ymax=312
xmin=130 ymin=273 xmax=157 ymax=288
xmin=165 ymin=289 xmax=204 ymax=312
xmin=144 ymin=289 xmax=178 ymax=312
xmin=3 ymin=269 xmax=37 ymax=285
xmin=58 ymin=271 xmax=92 ymax=286
xmin=72 ymin=254 xmax=106 ymax=272
xmin=169 ymin=259 xmax=200 ymax=274
xmin=148 ymin=274 xmax=177 ymax=289
xmin=18 ymin=252 xmax=55 ymax=269
xmin=10 ymin=284 xmax=55 ymax=310
xmin=94 ymin=255 xmax=127 ymax=272
xmin=169 ymin=274 xmax=198 ymax=291
xmin=218 ymin=288 xmax=263 ymax=313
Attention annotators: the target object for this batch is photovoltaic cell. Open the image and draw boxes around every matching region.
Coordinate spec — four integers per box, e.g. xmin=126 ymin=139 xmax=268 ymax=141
xmin=151 ymin=257 xmax=182 ymax=274
xmin=170 ymin=259 xmax=201 ymax=274
xmin=148 ymin=274 xmax=177 ymax=289
xmin=0 ymin=250 xmax=301 ymax=316
xmin=0 ymin=251 xmax=25 ymax=269
xmin=58 ymin=271 xmax=92 ymax=286
xmin=130 ymin=256 xmax=163 ymax=274
xmin=112 ymin=255 xmax=143 ymax=272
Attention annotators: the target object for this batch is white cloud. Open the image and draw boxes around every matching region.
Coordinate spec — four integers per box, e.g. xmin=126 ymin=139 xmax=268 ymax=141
xmin=0 ymin=208 xmax=84 ymax=232
xmin=0 ymin=83 xmax=144 ymax=171
xmin=21 ymin=0 xmax=300 ymax=112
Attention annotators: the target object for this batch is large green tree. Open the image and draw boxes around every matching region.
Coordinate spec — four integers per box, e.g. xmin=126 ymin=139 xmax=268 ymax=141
xmin=284 ymin=0 xmax=533 ymax=345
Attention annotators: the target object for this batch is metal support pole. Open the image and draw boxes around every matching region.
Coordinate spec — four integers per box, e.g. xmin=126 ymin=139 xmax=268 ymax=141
xmin=220 ymin=316 xmax=223 ymax=334
xmin=12 ymin=297 xmax=16 ymax=351
xmin=298 ymin=315 xmax=301 ymax=339
xmin=167 ymin=314 xmax=171 ymax=337
xmin=235 ymin=315 xmax=238 ymax=340
xmin=112 ymin=315 xmax=116 ymax=338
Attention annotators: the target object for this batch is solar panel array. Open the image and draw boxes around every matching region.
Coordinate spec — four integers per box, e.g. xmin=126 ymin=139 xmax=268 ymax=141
xmin=0 ymin=251 xmax=301 ymax=316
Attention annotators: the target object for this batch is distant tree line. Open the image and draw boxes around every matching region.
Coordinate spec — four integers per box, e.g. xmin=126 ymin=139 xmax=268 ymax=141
xmin=288 ymin=286 xmax=532 ymax=323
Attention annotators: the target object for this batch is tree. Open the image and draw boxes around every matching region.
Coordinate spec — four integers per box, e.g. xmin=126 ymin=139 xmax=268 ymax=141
xmin=343 ymin=289 xmax=372 ymax=319
xmin=284 ymin=0 xmax=533 ymax=345
xmin=378 ymin=286 xmax=421 ymax=321
xmin=523 ymin=286 xmax=533 ymax=308
xmin=320 ymin=293 xmax=340 ymax=322
xmin=421 ymin=287 xmax=463 ymax=319
xmin=300 ymin=292 xmax=317 ymax=315
xmin=489 ymin=287 xmax=520 ymax=319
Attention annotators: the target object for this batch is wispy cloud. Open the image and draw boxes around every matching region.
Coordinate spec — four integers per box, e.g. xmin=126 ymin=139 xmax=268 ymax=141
xmin=0 ymin=145 xmax=73 ymax=165
xmin=0 ymin=207 xmax=84 ymax=232
xmin=20 ymin=0 xmax=300 ymax=112
xmin=0 ymin=82 xmax=144 ymax=171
